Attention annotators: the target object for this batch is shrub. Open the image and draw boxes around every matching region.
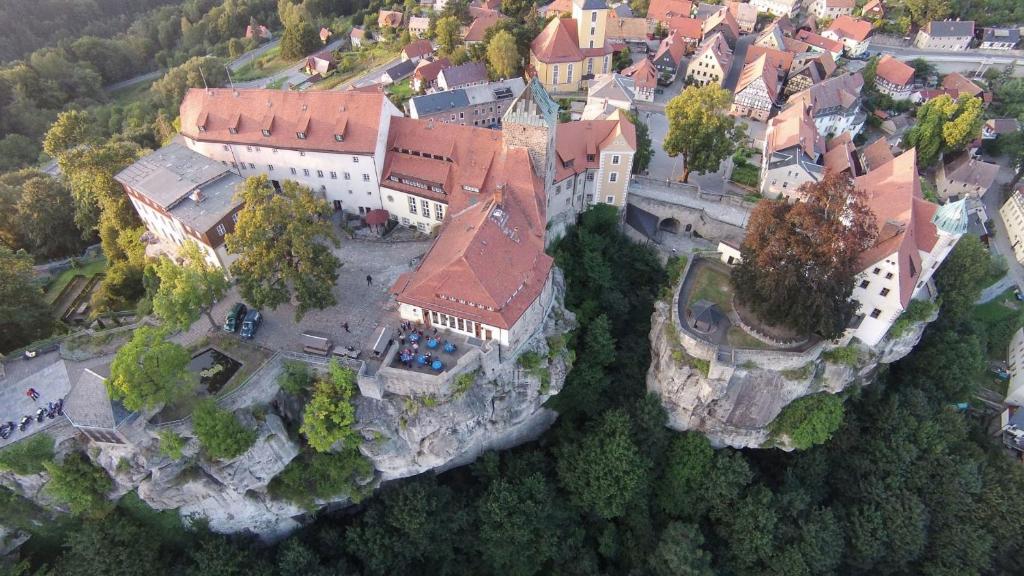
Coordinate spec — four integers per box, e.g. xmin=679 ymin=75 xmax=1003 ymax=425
xmin=300 ymin=360 xmax=358 ymax=453
xmin=822 ymin=345 xmax=859 ymax=366
xmin=770 ymin=393 xmax=845 ymax=450
xmin=660 ymin=255 xmax=689 ymax=301
xmin=517 ymin=351 xmax=543 ymax=371
xmin=42 ymin=452 xmax=113 ymax=518
xmin=278 ymin=360 xmax=314 ymax=395
xmin=780 ymin=362 xmax=815 ymax=381
xmin=158 ymin=430 xmax=186 ymax=461
xmin=0 ymin=434 xmax=55 ymax=475
xmin=453 ymin=371 xmax=476 ymax=397
xmin=888 ymin=299 xmax=937 ymax=338
xmin=192 ymin=399 xmax=257 ymax=460
xmin=270 ymin=447 xmax=373 ymax=509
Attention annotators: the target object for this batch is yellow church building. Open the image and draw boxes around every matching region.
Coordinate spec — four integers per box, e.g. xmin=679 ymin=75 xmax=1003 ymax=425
xmin=529 ymin=0 xmax=616 ymax=93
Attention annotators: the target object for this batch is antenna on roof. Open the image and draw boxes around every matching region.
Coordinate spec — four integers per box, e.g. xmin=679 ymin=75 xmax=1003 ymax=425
xmin=199 ymin=65 xmax=209 ymax=91
xmin=224 ymin=63 xmax=236 ymax=95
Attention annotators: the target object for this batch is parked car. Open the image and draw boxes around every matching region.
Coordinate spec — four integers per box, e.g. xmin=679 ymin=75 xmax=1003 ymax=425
xmin=239 ymin=309 xmax=262 ymax=340
xmin=223 ymin=303 xmax=248 ymax=333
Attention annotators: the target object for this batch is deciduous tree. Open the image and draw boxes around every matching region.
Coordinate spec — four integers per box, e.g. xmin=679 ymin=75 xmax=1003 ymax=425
xmin=904 ymin=95 xmax=983 ymax=167
xmin=42 ymin=452 xmax=113 ymax=518
xmin=731 ymin=172 xmax=877 ymax=338
xmin=0 ymin=245 xmax=52 ymax=353
xmin=227 ymin=177 xmax=341 ymax=320
xmin=486 ymin=30 xmax=519 ymax=79
xmin=15 ymin=175 xmax=87 ymax=260
xmin=152 ymin=241 xmax=229 ymax=330
xmin=108 ymin=325 xmax=195 ymax=411
xmin=192 ymin=399 xmax=257 ymax=460
xmin=663 ymin=85 xmax=745 ymax=182
xmin=300 ymin=360 xmax=358 ymax=452
xmin=434 ymin=16 xmax=462 ymax=55
xmin=626 ymin=111 xmax=653 ymax=174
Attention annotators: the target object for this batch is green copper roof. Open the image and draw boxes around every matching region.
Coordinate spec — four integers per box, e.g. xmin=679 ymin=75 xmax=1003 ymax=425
xmin=931 ymin=198 xmax=968 ymax=235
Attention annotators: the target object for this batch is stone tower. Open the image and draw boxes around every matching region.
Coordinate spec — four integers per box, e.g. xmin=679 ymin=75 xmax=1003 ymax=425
xmin=501 ymin=78 xmax=559 ymax=190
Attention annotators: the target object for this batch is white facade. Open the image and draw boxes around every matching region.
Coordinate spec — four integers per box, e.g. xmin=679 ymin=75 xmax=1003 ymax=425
xmin=379 ymin=184 xmax=447 ymax=233
xmin=1007 ymin=328 xmax=1024 ymax=406
xmin=821 ymin=29 xmax=870 ymax=57
xmin=809 ymin=0 xmax=853 ymax=20
xmin=999 ymin=190 xmax=1024 ymax=265
xmin=748 ymin=0 xmax=801 ymax=17
xmin=125 ymin=194 xmax=228 ymax=270
xmin=811 ymin=108 xmax=864 ymax=137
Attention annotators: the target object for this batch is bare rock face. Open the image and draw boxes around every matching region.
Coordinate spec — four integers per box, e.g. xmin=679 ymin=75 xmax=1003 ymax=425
xmin=647 ymin=300 xmax=933 ymax=449
xmin=200 ymin=413 xmax=300 ymax=493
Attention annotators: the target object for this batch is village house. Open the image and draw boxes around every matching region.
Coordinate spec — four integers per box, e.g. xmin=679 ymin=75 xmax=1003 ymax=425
xmin=809 ymin=0 xmax=854 ymax=20
xmin=408 ymin=77 xmax=526 ymax=127
xmin=350 ymin=26 xmax=372 ymax=48
xmin=378 ymin=9 xmax=404 ymax=29
xmin=874 ymin=54 xmax=914 ymax=100
xmin=781 ymin=53 xmax=837 ymax=100
xmin=401 ymin=39 xmax=435 ymax=63
xmin=412 ymin=58 xmax=451 ymax=92
xmin=666 ymin=16 xmax=704 ymax=47
xmin=914 ymin=20 xmax=975 ymax=50
xmin=822 ymin=15 xmax=872 ymax=57
xmin=582 ymin=73 xmax=635 ymax=119
xmin=408 ymin=16 xmax=431 ymax=38
xmin=383 ymin=59 xmax=417 ymax=84
xmin=653 ymin=31 xmax=688 ymax=82
xmin=303 ymin=52 xmax=336 ymax=76
xmin=685 ymin=32 xmax=732 ymax=86
xmin=795 ymin=29 xmax=844 ymax=61
xmin=980 ymin=27 xmax=1020 ymax=50
xmin=731 ymin=53 xmax=778 ymax=121
xmin=861 ymin=0 xmax=884 ymax=19
xmin=784 ymin=72 xmax=865 ymax=137
xmin=551 ymin=111 xmax=637 ymax=212
xmin=646 ymin=0 xmax=694 ymax=24
xmin=319 ymin=27 xmax=332 ymax=44
xmin=940 ymin=72 xmax=984 ymax=100
xmin=701 ymin=6 xmax=739 ymax=47
xmin=749 ymin=0 xmax=802 ymax=18
xmin=245 ymin=24 xmax=272 ymax=40
xmin=760 ymin=103 xmax=826 ymax=200
xmin=530 ymin=0 xmax=616 ymax=93
xmin=464 ymin=10 xmax=503 ymax=44
xmin=935 ymin=152 xmax=999 ymax=201
xmin=114 ymin=141 xmax=245 ymax=270
xmin=622 ymin=57 xmax=658 ymax=101
xmin=540 ymin=0 xmax=574 ymax=18
xmin=725 ymin=1 xmax=757 ymax=34
xmin=983 ymin=118 xmax=1020 ymax=139
xmin=858 ymin=136 xmax=894 ymax=172
xmin=745 ymin=45 xmax=794 ymax=86
xmin=1000 ymin=189 xmax=1024 ymax=265
xmin=437 ymin=61 xmax=489 ymax=91
xmin=605 ymin=17 xmax=652 ymax=44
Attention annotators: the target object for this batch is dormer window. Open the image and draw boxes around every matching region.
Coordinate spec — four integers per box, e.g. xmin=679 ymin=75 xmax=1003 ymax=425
xmin=334 ymin=134 xmax=344 ymax=142
xmin=229 ymin=127 xmax=238 ymax=135
xmin=198 ymin=125 xmax=206 ymax=133
xmin=586 ymin=154 xmax=595 ymax=162
xmin=297 ymin=131 xmax=306 ymax=139
xmin=262 ymin=129 xmax=271 ymax=137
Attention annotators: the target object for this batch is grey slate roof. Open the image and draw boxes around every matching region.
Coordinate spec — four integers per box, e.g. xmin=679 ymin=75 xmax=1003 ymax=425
xmin=409 ymin=89 xmax=471 ymax=116
xmin=385 ymin=59 xmax=417 ymax=81
xmin=64 ymin=364 xmax=132 ymax=430
xmin=983 ymin=27 xmax=1020 ymax=44
xmin=925 ymin=20 xmax=975 ymax=37
xmin=439 ymin=61 xmax=488 ymax=88
xmin=578 ymin=0 xmax=607 ymax=10
xmin=613 ymin=3 xmax=633 ymax=17
xmin=408 ymin=78 xmax=525 ymax=117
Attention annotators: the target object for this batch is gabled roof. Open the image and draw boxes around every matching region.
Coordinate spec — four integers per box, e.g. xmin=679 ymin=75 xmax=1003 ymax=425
xmin=825 ymin=15 xmax=872 ymax=42
xmin=531 ymin=17 xmax=584 ymax=63
xmin=824 ymin=138 xmax=856 ymax=174
xmin=924 ymin=20 xmax=975 ymax=37
xmin=862 ymin=0 xmax=884 ymax=15
xmin=702 ymin=7 xmax=739 ymax=40
xmin=588 ymin=73 xmax=636 ymax=103
xmin=765 ymin=103 xmax=824 ymax=158
xmin=622 ymin=57 xmax=659 ymax=89
xmin=647 ymin=0 xmax=694 ymax=22
xmin=940 ymin=152 xmax=999 ymax=191
xmin=786 ymin=72 xmax=864 ymax=116
xmin=860 ymin=137 xmax=894 ymax=171
xmin=607 ymin=16 xmax=652 ymax=40
xmin=554 ymin=113 xmax=638 ymax=181
xmin=414 ymin=57 xmax=452 ymax=84
xmin=983 ymin=27 xmax=1021 ymax=45
xmin=796 ymin=29 xmax=844 ymax=53
xmin=408 ymin=86 xmax=470 ymax=116
xmin=940 ymin=72 xmax=983 ymax=99
xmin=693 ymin=31 xmax=732 ymax=69
xmin=875 ymin=54 xmax=913 ymax=86
xmin=409 ymin=15 xmax=431 ymax=30
xmin=667 ymin=16 xmax=704 ymax=39
xmin=854 ymin=148 xmax=940 ymax=307
xmin=439 ymin=61 xmax=488 ymax=87
xmin=403 ymin=39 xmax=434 ymax=60
xmin=378 ymin=9 xmax=403 ymax=27
xmin=385 ymin=59 xmax=417 ymax=81
xmin=986 ymin=118 xmax=1020 ymax=135
xmin=540 ymin=0 xmax=573 ymax=17
xmin=465 ymin=11 xmax=503 ymax=42
xmin=655 ymin=31 xmax=687 ymax=65
xmin=745 ymin=45 xmax=793 ymax=77
xmin=694 ymin=2 xmax=725 ymax=21
xmin=735 ymin=53 xmax=778 ymax=102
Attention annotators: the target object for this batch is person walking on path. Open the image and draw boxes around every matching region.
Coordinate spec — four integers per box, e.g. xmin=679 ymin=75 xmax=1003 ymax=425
xmin=25 ymin=388 xmax=39 ymax=401
xmin=366 ymin=274 xmax=373 ymax=286
xmin=343 ymin=322 xmax=350 ymax=333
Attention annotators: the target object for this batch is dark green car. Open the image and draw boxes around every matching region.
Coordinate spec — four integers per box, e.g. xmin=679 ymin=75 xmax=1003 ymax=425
xmin=223 ymin=303 xmax=247 ymax=333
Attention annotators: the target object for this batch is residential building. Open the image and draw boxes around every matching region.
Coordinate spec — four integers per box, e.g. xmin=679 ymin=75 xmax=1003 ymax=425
xmin=653 ymin=31 xmax=688 ymax=81
xmin=861 ymin=0 xmax=884 ymax=19
xmin=646 ymin=0 xmax=694 ymax=23
xmin=980 ymin=27 xmax=1020 ymax=50
xmin=874 ymin=54 xmax=914 ymax=100
xmin=319 ymin=27 xmax=332 ymax=44
xmin=701 ymin=6 xmax=739 ymax=47
xmin=437 ymin=61 xmax=489 ymax=91
xmin=401 ymin=39 xmax=435 ymax=63
xmin=666 ymin=16 xmax=704 ymax=46
xmin=693 ymin=2 xmax=724 ymax=21
xmin=745 ymin=44 xmax=794 ymax=85
xmin=859 ymin=137 xmax=894 ymax=172
xmin=983 ymin=118 xmax=1020 ymax=139
xmin=540 ymin=0 xmax=574 ymax=17
xmin=303 ymin=52 xmax=336 ymax=76
xmin=784 ymin=72 xmax=865 ymax=137
xmin=725 ymin=1 xmax=757 ymax=33
xmin=529 ymin=0 xmax=615 ymax=92
xmin=936 ymin=152 xmax=999 ymax=201
xmin=611 ymin=2 xmax=634 ymax=18
xmin=350 ymin=26 xmax=372 ymax=47
xmin=622 ymin=57 xmax=658 ymax=101
xmin=782 ymin=53 xmax=837 ymax=100
xmin=464 ymin=11 xmax=503 ymax=44
xmin=383 ymin=59 xmax=417 ymax=84
xmin=378 ymin=9 xmax=404 ymax=28
xmin=245 ymin=24 xmax=272 ymax=40
xmin=1007 ymin=328 xmax=1024 ymax=406
xmin=1000 ymin=189 xmax=1024 ymax=265
xmin=178 ymin=88 xmax=402 ymax=216
xmin=822 ymin=15 xmax=872 ymax=56
xmin=940 ymin=72 xmax=984 ymax=99
xmin=408 ymin=78 xmax=526 ymax=127
xmin=409 ymin=16 xmax=431 ymax=37
xmin=114 ymin=142 xmax=245 ymax=270
xmin=849 ymin=149 xmax=966 ymax=347
xmin=760 ymin=103 xmax=826 ymax=200
xmin=795 ymin=29 xmax=844 ymax=60
xmin=582 ymin=73 xmax=635 ymax=119
xmin=914 ymin=20 xmax=975 ymax=50
xmin=605 ymin=17 xmax=652 ymax=44
xmin=749 ymin=0 xmax=802 ymax=18
xmin=412 ymin=57 xmax=451 ymax=92
xmin=685 ymin=31 xmax=732 ymax=86
xmin=809 ymin=0 xmax=854 ymax=20
xmin=756 ymin=16 xmax=797 ymax=49
xmin=731 ymin=53 xmax=778 ymax=121
xmin=552 ymin=111 xmax=637 ymax=211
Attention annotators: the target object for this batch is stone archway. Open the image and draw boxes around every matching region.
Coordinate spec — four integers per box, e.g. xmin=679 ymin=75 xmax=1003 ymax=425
xmin=658 ymin=217 xmax=681 ymax=235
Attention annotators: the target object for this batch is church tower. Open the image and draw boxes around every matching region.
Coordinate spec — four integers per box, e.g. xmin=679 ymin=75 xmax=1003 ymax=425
xmin=502 ymin=78 xmax=558 ymax=189
xmin=572 ymin=0 xmax=608 ymax=50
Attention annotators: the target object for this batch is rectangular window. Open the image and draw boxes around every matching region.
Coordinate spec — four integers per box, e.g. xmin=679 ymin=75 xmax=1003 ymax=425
xmin=223 ymin=145 xmax=229 ymax=151
xmin=248 ymin=163 xmax=255 ymax=169
xmin=567 ymin=64 xmax=574 ymax=84
xmin=344 ymin=172 xmax=351 ymax=180
xmin=873 ymin=267 xmax=881 ymax=274
xmin=363 ymin=174 xmax=370 ymax=182
xmin=299 ymin=151 xmax=306 ymax=157
xmin=290 ymin=167 xmax=297 ymax=175
xmin=409 ymin=197 xmax=418 ymax=214
xmin=421 ymin=199 xmax=430 ymax=215
xmin=246 ymin=146 xmax=253 ymax=152
xmin=232 ymin=212 xmax=239 ymax=223
xmin=859 ymin=280 xmax=869 ymax=288
xmin=880 ymin=288 xmax=890 ymax=296
xmin=296 ymin=132 xmax=306 ymax=139
xmin=609 ymin=172 xmax=618 ymax=182
xmin=591 ymin=11 xmax=596 ymax=21
xmin=586 ymin=172 xmax=595 ymax=181
xmin=303 ymin=169 xmax=310 ymax=176
xmin=552 ymin=64 xmax=559 ymax=84
xmin=885 ymin=272 xmax=893 ymax=279
xmin=606 ymin=195 xmax=614 ymax=204
xmin=330 ymin=171 xmax=337 ymax=179
xmin=317 ymin=170 xmax=324 ymax=178
xmin=435 ymin=204 xmax=444 ymax=220
xmin=268 ymin=164 xmax=274 ymax=171
xmin=216 ymin=224 xmax=226 ymax=236
xmin=611 ymin=155 xmax=620 ymax=165
xmin=353 ymin=156 xmax=359 ymax=163
xmin=870 ymin=308 xmax=882 ymax=319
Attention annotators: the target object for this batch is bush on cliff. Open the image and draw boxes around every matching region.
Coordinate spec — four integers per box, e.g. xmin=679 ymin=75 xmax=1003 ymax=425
xmin=192 ymin=400 xmax=257 ymax=460
xmin=769 ymin=393 xmax=844 ymax=450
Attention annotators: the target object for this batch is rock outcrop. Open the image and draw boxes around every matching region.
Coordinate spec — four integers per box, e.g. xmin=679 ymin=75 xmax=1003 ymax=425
xmin=647 ymin=299 xmax=934 ymax=449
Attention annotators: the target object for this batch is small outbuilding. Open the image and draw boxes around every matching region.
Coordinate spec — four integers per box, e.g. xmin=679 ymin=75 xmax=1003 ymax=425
xmin=687 ymin=299 xmax=725 ymax=334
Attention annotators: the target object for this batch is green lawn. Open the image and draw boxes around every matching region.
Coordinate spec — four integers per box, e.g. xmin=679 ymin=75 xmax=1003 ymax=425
xmin=972 ymin=288 xmax=1019 ymax=326
xmin=727 ymin=326 xmax=768 ymax=349
xmin=388 ymin=79 xmax=414 ymax=107
xmin=970 ymin=288 xmax=1022 ymax=398
xmin=731 ymin=160 xmax=759 ymax=188
xmin=687 ymin=264 xmax=735 ymax=313
xmin=232 ymin=44 xmax=292 ymax=81
xmin=44 ymin=256 xmax=107 ymax=304
xmin=108 ymin=78 xmax=157 ymax=105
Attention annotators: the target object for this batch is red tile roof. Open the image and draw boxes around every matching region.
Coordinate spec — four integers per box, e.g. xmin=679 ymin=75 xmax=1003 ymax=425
xmin=386 ymin=119 xmax=552 ymax=330
xmin=540 ymin=0 xmax=573 ymax=17
xmin=860 ymin=137 xmax=894 ymax=171
xmin=862 ymin=0 xmax=884 ymax=16
xmin=735 ymin=53 xmax=779 ymax=102
xmin=875 ymin=54 xmax=913 ymax=86
xmin=745 ymin=45 xmax=794 ymax=77
xmin=796 ymin=29 xmax=844 ymax=53
xmin=940 ymin=72 xmax=983 ymax=99
xmin=378 ymin=10 xmax=403 ymax=27
xmin=465 ymin=11 xmax=503 ymax=42
xmin=854 ymin=148 xmax=938 ymax=307
xmin=554 ymin=113 xmax=638 ymax=181
xmin=414 ymin=58 xmax=452 ymax=84
xmin=655 ymin=31 xmax=688 ymax=65
xmin=622 ymin=58 xmax=659 ymax=89
xmin=531 ymin=17 xmax=584 ymax=63
xmin=179 ymin=88 xmax=389 ymax=155
xmin=647 ymin=0 xmax=694 ymax=22
xmin=667 ymin=16 xmax=704 ymax=39
xmin=765 ymin=103 xmax=823 ymax=158
xmin=826 ymin=15 xmax=872 ymax=42
xmin=403 ymin=39 xmax=434 ymax=60
xmin=702 ymin=7 xmax=739 ymax=41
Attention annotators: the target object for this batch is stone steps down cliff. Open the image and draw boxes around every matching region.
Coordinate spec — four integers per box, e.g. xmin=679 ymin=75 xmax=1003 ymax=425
xmin=647 ymin=298 xmax=936 ymax=449
xmin=0 ymin=273 xmax=577 ymax=540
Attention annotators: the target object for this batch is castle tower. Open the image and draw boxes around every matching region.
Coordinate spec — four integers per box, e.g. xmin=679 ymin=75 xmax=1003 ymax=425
xmin=572 ymin=0 xmax=608 ymax=50
xmin=502 ymin=78 xmax=559 ymax=188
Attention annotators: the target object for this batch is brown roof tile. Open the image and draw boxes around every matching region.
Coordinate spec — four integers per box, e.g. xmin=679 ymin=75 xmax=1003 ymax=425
xmin=825 ymin=15 xmax=872 ymax=42
xmin=531 ymin=17 xmax=584 ymax=63
xmin=875 ymin=54 xmax=913 ymax=86
xmin=940 ymin=72 xmax=983 ymax=99
xmin=647 ymin=0 xmax=694 ymax=22
xmin=622 ymin=57 xmax=659 ymax=88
